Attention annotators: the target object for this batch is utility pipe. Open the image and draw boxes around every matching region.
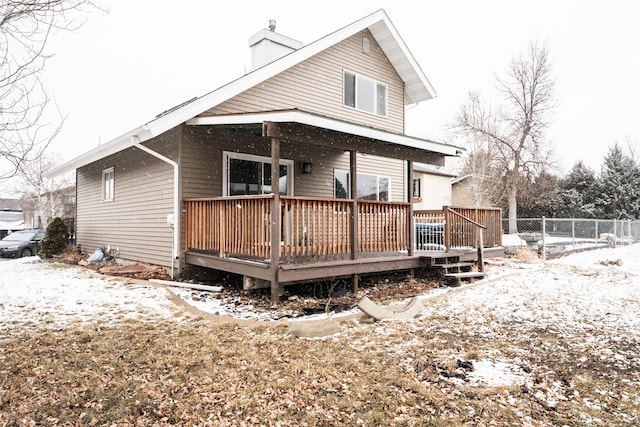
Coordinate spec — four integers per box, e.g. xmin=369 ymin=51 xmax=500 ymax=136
xmin=132 ymin=136 xmax=180 ymax=278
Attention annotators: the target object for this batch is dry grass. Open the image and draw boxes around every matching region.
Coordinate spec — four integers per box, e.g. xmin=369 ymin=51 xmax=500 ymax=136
xmin=514 ymin=246 xmax=540 ymax=263
xmin=2 ymin=313 xmax=637 ymax=426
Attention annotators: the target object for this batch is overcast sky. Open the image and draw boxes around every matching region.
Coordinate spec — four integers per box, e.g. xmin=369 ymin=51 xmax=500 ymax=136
xmin=40 ymin=0 xmax=639 ymax=174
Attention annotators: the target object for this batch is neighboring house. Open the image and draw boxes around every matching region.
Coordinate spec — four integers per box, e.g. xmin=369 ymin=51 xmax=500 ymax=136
xmin=47 ymin=10 xmax=502 ymax=302
xmin=412 ymin=163 xmax=456 ymax=211
xmin=452 ymin=175 xmax=475 ymax=206
xmin=19 ymin=186 xmax=76 ymax=233
xmin=41 ymin=185 xmax=76 ymax=237
xmin=451 ymin=174 xmax=496 ymax=207
xmin=0 ymin=199 xmax=25 ymax=239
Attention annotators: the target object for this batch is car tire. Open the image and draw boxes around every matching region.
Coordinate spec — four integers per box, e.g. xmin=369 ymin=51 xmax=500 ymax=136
xmin=21 ymin=248 xmax=32 ymax=258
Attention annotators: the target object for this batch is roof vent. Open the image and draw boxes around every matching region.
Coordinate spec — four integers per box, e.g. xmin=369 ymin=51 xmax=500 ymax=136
xmin=269 ymin=19 xmax=276 ymax=31
xmin=362 ymin=37 xmax=371 ymax=55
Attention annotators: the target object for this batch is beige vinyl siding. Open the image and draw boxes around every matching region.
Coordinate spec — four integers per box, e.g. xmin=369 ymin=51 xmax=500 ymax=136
xmin=203 ymin=29 xmax=405 ymax=133
xmin=76 ymin=131 xmax=179 ymax=268
xmin=180 ymin=127 xmax=407 ymax=201
xmin=181 ymin=127 xmax=223 ymax=198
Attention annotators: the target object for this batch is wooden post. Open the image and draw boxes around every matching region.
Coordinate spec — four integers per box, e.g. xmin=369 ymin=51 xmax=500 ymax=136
xmin=270 ymin=137 xmax=281 ymax=305
xmin=407 ymin=160 xmax=414 ymax=256
xmin=443 ymin=206 xmax=451 ymax=252
xmin=352 ymin=273 xmax=359 ymax=293
xmin=350 ymin=150 xmax=358 ymax=260
xmin=477 ymin=227 xmax=484 ymax=273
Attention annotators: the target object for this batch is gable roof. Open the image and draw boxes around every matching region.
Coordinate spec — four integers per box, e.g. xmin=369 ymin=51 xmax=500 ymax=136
xmin=413 ymin=163 xmax=458 ymax=178
xmin=46 ymin=9 xmax=445 ymax=178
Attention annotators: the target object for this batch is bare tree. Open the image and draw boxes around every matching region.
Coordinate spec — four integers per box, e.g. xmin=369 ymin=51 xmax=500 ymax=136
xmin=458 ymin=135 xmax=504 ymax=207
xmin=456 ymin=41 xmax=555 ymax=233
xmin=0 ymin=0 xmax=100 ymax=179
xmin=20 ymin=149 xmax=73 ymax=226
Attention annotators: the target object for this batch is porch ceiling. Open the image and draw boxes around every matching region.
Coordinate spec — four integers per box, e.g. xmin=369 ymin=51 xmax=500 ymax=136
xmin=187 ymin=110 xmax=463 ymax=165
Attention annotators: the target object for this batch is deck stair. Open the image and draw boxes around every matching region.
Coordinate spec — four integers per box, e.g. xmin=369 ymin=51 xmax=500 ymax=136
xmin=423 ymin=253 xmax=486 ymax=287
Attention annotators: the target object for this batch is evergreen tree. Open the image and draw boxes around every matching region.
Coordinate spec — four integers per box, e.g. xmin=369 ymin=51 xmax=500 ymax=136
xmin=516 ymin=171 xmax=562 ymax=218
xmin=558 ymin=161 xmax=599 ymax=218
xmin=596 ymin=144 xmax=640 ymax=219
xmin=39 ymin=217 xmax=69 ymax=258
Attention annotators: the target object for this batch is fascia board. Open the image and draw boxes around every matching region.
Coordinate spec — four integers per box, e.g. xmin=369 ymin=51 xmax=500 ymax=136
xmin=44 ymin=126 xmax=152 ymax=178
xmin=187 ymin=110 xmax=462 ymax=157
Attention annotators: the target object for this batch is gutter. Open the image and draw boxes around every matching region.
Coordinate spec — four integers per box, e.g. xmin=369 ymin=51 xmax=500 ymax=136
xmin=131 ymin=136 xmax=180 ymax=278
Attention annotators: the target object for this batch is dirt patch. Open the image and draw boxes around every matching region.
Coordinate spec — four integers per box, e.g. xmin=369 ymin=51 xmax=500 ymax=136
xmin=175 ymin=271 xmax=444 ymax=320
xmin=53 ymin=246 xmax=444 ymax=318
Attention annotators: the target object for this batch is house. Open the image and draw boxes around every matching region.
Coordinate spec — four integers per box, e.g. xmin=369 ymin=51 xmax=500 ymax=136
xmin=451 ymin=174 xmax=497 ymax=207
xmin=18 ymin=186 xmax=76 ymax=234
xmin=46 ymin=10 xmax=502 ymax=302
xmin=412 ymin=163 xmax=457 ymax=211
xmin=0 ymin=199 xmax=25 ymax=239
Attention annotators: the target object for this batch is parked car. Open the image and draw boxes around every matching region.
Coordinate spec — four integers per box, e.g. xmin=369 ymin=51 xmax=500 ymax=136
xmin=0 ymin=229 xmax=45 ymax=258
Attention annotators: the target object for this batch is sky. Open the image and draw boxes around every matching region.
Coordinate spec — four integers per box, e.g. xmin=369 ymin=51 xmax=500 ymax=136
xmin=34 ymin=0 xmax=640 ymax=176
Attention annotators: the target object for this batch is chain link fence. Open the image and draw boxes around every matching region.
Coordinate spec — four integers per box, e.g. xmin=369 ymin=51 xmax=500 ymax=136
xmin=502 ymin=217 xmax=639 ymax=258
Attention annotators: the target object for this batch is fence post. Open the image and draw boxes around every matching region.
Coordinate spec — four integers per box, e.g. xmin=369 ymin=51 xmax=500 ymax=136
xmin=595 ymin=220 xmax=599 ymax=244
xmin=614 ymin=219 xmax=617 ymax=248
xmin=541 ymin=216 xmax=546 ymax=261
xmin=572 ymin=218 xmax=576 ymax=250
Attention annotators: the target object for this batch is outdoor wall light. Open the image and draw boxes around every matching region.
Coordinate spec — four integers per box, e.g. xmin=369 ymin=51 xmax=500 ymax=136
xmin=301 ymin=161 xmax=313 ymax=174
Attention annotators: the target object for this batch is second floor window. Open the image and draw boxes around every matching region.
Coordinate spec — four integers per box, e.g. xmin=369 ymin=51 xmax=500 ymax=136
xmin=343 ymin=71 xmax=387 ymax=116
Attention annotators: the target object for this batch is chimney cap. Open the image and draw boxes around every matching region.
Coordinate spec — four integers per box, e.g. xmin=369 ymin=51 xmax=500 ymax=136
xmin=268 ymin=19 xmax=276 ymax=31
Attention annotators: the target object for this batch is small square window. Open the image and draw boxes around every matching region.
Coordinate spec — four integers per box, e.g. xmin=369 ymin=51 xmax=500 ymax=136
xmin=102 ymin=167 xmax=114 ymax=202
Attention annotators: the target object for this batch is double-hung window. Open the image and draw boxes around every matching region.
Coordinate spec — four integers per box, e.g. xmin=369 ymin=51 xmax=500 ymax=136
xmin=334 ymin=170 xmax=390 ymax=201
xmin=343 ymin=71 xmax=387 ymax=116
xmin=223 ymin=152 xmax=293 ymax=196
xmin=102 ymin=167 xmax=114 ymax=202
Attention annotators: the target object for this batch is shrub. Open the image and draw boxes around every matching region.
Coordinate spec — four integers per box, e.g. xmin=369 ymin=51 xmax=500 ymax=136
xmin=39 ymin=217 xmax=69 ymax=258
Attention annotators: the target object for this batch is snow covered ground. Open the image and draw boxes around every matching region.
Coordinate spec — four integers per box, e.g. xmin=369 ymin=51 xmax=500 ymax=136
xmin=0 ymin=258 xmax=180 ymax=335
xmin=1 ymin=244 xmax=639 ymax=333
xmin=2 ymin=245 xmax=638 ymax=423
xmin=408 ymin=244 xmax=640 ymax=394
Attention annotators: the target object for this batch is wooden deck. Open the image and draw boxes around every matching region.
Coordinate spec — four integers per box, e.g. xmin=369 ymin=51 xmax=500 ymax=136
xmin=185 ymin=247 xmax=504 ymax=288
xmin=183 ymin=196 xmax=503 ymax=301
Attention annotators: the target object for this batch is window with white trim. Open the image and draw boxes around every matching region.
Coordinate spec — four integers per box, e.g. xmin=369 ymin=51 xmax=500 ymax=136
xmin=343 ymin=71 xmax=387 ymax=116
xmin=102 ymin=167 xmax=114 ymax=202
xmin=223 ymin=152 xmax=293 ymax=196
xmin=334 ymin=170 xmax=390 ymax=201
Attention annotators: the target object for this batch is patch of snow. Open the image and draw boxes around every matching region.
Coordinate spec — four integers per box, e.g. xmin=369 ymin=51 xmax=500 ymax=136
xmin=0 ymin=257 xmax=180 ymax=335
xmin=465 ymin=359 xmax=532 ymax=387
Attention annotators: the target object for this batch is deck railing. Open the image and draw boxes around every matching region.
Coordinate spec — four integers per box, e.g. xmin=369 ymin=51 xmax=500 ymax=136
xmin=281 ymin=196 xmax=352 ymax=259
xmin=185 ymin=196 xmax=411 ymax=261
xmin=359 ymin=200 xmax=410 ymax=253
xmin=414 ymin=210 xmax=446 ymax=250
xmin=444 ymin=206 xmax=502 ymax=250
xmin=184 ymin=196 xmax=272 ymax=259
xmin=184 ymin=198 xmax=502 ymax=262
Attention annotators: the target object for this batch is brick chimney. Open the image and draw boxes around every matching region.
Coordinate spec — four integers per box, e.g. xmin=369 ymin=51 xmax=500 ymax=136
xmin=248 ymin=20 xmax=303 ymax=71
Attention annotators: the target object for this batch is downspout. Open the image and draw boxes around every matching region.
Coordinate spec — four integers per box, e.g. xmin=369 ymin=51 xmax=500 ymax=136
xmin=132 ymin=136 xmax=180 ymax=279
